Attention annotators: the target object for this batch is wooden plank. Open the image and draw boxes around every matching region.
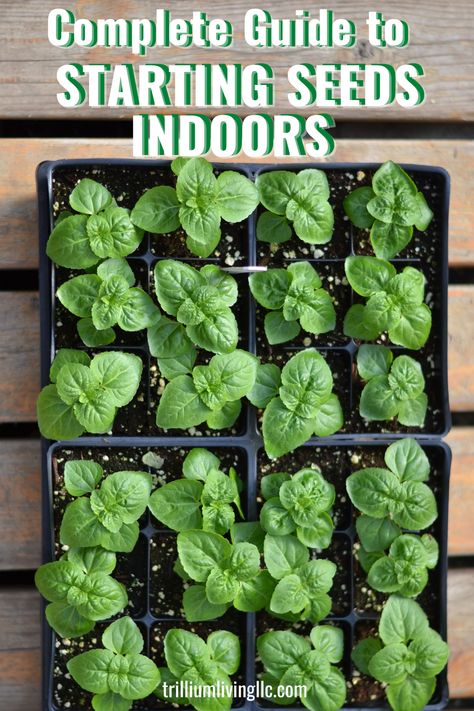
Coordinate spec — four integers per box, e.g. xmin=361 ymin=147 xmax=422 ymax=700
xmin=0 ymin=573 xmax=472 ymax=709
xmin=0 ymin=588 xmax=41 ymax=711
xmin=0 ymin=292 xmax=39 ymax=423
xmin=448 ymin=568 xmax=474 ymax=698
xmin=0 ymin=427 xmax=473 ymax=572
xmin=0 ymin=440 xmax=41 ymax=570
xmin=0 ymin=286 xmax=471 ymax=422
xmin=446 ymin=428 xmax=474 ymax=556
xmin=0 ymin=1 xmax=473 ymax=121
xmin=448 ymin=286 xmax=474 ymax=412
xmin=1 ymin=138 xmax=473 ymax=269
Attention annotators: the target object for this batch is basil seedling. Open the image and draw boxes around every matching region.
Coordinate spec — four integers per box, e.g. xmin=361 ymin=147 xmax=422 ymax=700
xmin=264 ymin=534 xmax=336 ymax=622
xmin=149 ymin=447 xmax=243 ymax=535
xmin=260 ymin=468 xmax=335 ymax=549
xmin=256 ymin=169 xmax=334 ymax=244
xmin=59 ymin=459 xmax=152 ymax=552
xmin=258 ymin=625 xmax=346 ymax=711
xmin=56 ymin=257 xmax=160 ymax=347
xmin=131 ymin=157 xmax=258 ymax=257
xmin=155 ymin=628 xmax=240 ymax=711
xmin=343 ymin=161 xmax=433 ymax=259
xmin=67 ymin=617 xmax=160 ymax=709
xmin=35 ymin=558 xmax=127 ymax=639
xmin=37 ymin=349 xmax=143 ymax=439
xmin=156 ymin=349 xmax=258 ymax=432
xmin=357 ymin=345 xmax=428 ymax=426
xmin=352 ymin=595 xmax=448 ymax=711
xmin=47 ymin=179 xmax=144 ymax=268
xmin=177 ymin=529 xmax=274 ymax=621
xmin=366 ymin=533 xmax=439 ymax=598
xmin=256 ymin=350 xmax=344 ymax=458
xmin=249 ymin=262 xmax=336 ymax=344
xmin=344 ymin=257 xmax=432 ymax=349
xmin=153 ymin=260 xmax=238 ymax=354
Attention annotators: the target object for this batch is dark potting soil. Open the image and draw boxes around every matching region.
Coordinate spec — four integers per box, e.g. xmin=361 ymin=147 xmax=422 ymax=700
xmin=51 ymin=164 xmax=248 ymax=263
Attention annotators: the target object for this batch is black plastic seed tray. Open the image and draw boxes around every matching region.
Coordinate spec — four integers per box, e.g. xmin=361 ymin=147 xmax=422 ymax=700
xmin=37 ymin=159 xmax=451 ymax=440
xmin=42 ymin=438 xmax=450 ymax=711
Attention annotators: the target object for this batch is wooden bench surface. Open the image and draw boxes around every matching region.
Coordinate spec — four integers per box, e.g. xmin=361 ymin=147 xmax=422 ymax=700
xmin=0 ymin=1 xmax=473 ymax=121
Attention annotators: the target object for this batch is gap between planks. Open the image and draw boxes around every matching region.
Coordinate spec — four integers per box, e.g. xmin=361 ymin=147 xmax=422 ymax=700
xmin=0 ymin=287 xmax=472 ymax=423
xmin=0 ymin=138 xmax=473 ymax=268
xmin=0 ymin=570 xmax=473 ymax=709
xmin=0 ymin=427 xmax=473 ymax=572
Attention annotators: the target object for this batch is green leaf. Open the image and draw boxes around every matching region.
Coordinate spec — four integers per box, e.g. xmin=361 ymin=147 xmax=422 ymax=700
xmin=90 ymin=352 xmax=143 ymax=406
xmin=280 ymin=349 xmax=333 ymax=415
xmin=290 ymin=195 xmax=334 ymax=244
xmin=264 ymin=534 xmax=308 ymax=579
xmin=388 ymin=266 xmax=426 ymax=306
xmin=386 ymin=676 xmax=436 ymax=711
xmin=102 ymin=617 xmax=144 ymax=655
xmin=261 ymin=498 xmax=295 ymax=536
xmin=351 ymin=637 xmax=382 ymax=675
xmin=110 ymin=654 xmax=161 ymax=700
xmin=87 ymin=207 xmax=143 ymax=259
xmin=385 ymin=438 xmax=430 ymax=482
xmin=154 ymin=260 xmax=204 ymax=316
xmin=214 ymin=171 xmax=259 ymax=222
xmin=397 ymin=393 xmax=428 ymax=427
xmin=256 ymin=211 xmax=292 ymax=243
xmin=78 ymin=318 xmax=116 ymax=347
xmin=60 ymin=497 xmax=106 ymax=548
xmin=270 ymin=574 xmax=307 ymax=614
xmin=247 ymin=363 xmax=281 ymax=409
xmin=187 ymin=308 xmax=238 ymax=354
xmin=67 ymin=649 xmax=115 ymax=693
xmin=388 ymin=356 xmax=425 ymax=401
xmin=300 ymin=667 xmax=347 ymax=711
xmin=200 ymin=265 xmax=238 ymax=306
xmin=364 ymin=292 xmax=401 ymax=333
xmin=45 ymin=601 xmax=95 ymax=638
xmin=345 ymin=256 xmax=396 ymax=297
xmin=297 ymin=512 xmax=334 ymax=549
xmin=357 ymin=344 xmax=393 ymax=380
xmin=100 ymin=521 xmax=140 ymax=553
xmin=234 ymin=570 xmax=275 ymax=612
xmin=49 ymin=349 xmax=91 ymax=383
xmin=414 ymin=192 xmax=434 ymax=231
xmin=264 ymin=311 xmax=301 ymax=345
xmin=261 ymin=472 xmax=291 ymax=501
xmin=207 ymin=631 xmax=240 ymax=674
xmin=359 ymin=375 xmax=400 ymax=421
xmin=47 ymin=215 xmax=98 ymax=269
xmin=388 ymin=304 xmax=432 ymax=350
xmin=177 ymin=530 xmax=231 ymax=582
xmin=92 ymin=692 xmax=132 ymax=711
xmin=207 ymin=400 xmax=241 ymax=430
xmin=64 ymin=460 xmax=103 ymax=496
xmin=393 ymin=481 xmax=437 ymax=530
xmin=313 ymin=393 xmax=344 ymax=437
xmin=118 ymin=289 xmax=159 ymax=331
xmin=183 ymin=448 xmax=221 ymax=481
xmin=231 ymin=521 xmax=265 ymax=551
xmin=249 ymin=269 xmax=291 ymax=310
xmin=67 ymin=547 xmax=116 ymax=575
xmin=149 ymin=480 xmax=203 ymax=531
xmin=57 ymin=274 xmax=101 ymax=317
xmin=367 ymin=556 xmax=402 ymax=594
xmin=343 ymin=186 xmax=375 ymax=229
xmin=411 ymin=629 xmax=449 ymax=679
xmin=148 ymin=316 xmax=194 ymax=358
xmin=343 ymin=304 xmax=381 ymax=340
xmin=71 ymin=573 xmax=127 ymax=622
xmin=379 ymin=595 xmax=429 ymax=645
xmin=37 ymin=384 xmax=84 ymax=440
xmin=262 ymin=397 xmax=315 ymax=459
xmin=183 ymin=584 xmax=229 ymax=622
xmin=368 ymin=643 xmax=409 ymax=684
xmin=164 ymin=627 xmax=210 ymax=677
xmin=69 ymin=179 xmax=112 ymax=215
xmin=295 ymin=288 xmax=336 ymax=336
xmin=96 ymin=470 xmax=152 ymax=524
xmin=421 ymin=534 xmax=439 ymax=569
xmin=257 ymin=629 xmax=311 ymax=679
xmin=346 ymin=468 xmax=405 ymax=518
xmin=310 ymin=625 xmax=344 ymax=663
xmin=202 ymin=351 xmax=258 ymax=402
xmin=356 ymin=515 xmax=401 ymax=553
xmin=97 ymin=258 xmax=135 ymax=286
xmin=370 ymin=220 xmax=413 ymax=259
xmin=256 ymin=171 xmax=299 ymax=215
xmin=358 ymin=546 xmax=384 ymax=574
xmin=131 ymin=186 xmax=180 ymax=233
xmin=280 ymin=469 xmax=335 ymax=525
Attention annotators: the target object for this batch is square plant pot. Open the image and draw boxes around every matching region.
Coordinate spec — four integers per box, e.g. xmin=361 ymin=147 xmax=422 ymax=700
xmin=41 ymin=438 xmax=450 ymax=711
xmin=37 ymin=160 xmax=451 ymax=442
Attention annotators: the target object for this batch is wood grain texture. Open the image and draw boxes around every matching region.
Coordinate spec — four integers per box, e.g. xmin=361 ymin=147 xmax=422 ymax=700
xmin=1 ymin=574 xmax=473 ymax=710
xmin=0 ymin=1 xmax=473 ymax=120
xmin=446 ymin=428 xmax=474 ymax=557
xmin=448 ymin=286 xmax=474 ymax=412
xmin=0 ymin=138 xmax=473 ymax=268
xmin=0 ymin=440 xmax=41 ymax=570
xmin=0 ymin=292 xmax=40 ymax=422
